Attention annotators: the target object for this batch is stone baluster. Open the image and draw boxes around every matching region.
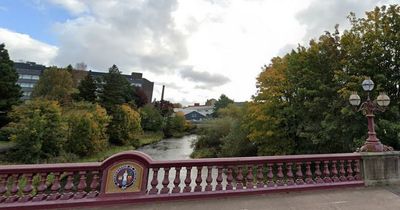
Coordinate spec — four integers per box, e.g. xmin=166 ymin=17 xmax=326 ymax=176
xmin=256 ymin=164 xmax=264 ymax=188
xmin=267 ymin=163 xmax=275 ymax=187
xmin=60 ymin=172 xmax=75 ymax=200
xmin=226 ymin=166 xmax=234 ymax=190
xmin=314 ymin=161 xmax=323 ymax=184
xmin=276 ymin=163 xmax=284 ymax=186
xmin=205 ymin=166 xmax=213 ymax=191
xmin=194 ymin=166 xmax=203 ymax=192
xmin=161 ymin=167 xmax=170 ymax=194
xmin=149 ymin=168 xmax=159 ymax=194
xmin=339 ymin=160 xmax=347 ymax=181
xmin=33 ymin=173 xmax=48 ymax=201
xmin=295 ymin=162 xmax=304 ymax=185
xmin=183 ymin=167 xmax=192 ymax=192
xmin=0 ymin=174 xmax=9 ymax=203
xmin=246 ymin=165 xmax=254 ymax=189
xmin=47 ymin=172 xmax=61 ymax=201
xmin=323 ymin=161 xmax=332 ymax=183
xmin=87 ymin=171 xmax=100 ymax=198
xmin=5 ymin=174 xmax=20 ymax=203
xmin=216 ymin=166 xmax=223 ymax=191
xmin=172 ymin=167 xmax=181 ymax=193
xmin=74 ymin=171 xmax=87 ymax=199
xmin=354 ymin=160 xmax=361 ymax=180
xmin=331 ymin=161 xmax=339 ymax=182
xmin=347 ymin=160 xmax=354 ymax=181
xmin=19 ymin=173 xmax=34 ymax=202
xmin=236 ymin=166 xmax=244 ymax=190
xmin=305 ymin=162 xmax=314 ymax=184
xmin=286 ymin=163 xmax=294 ymax=186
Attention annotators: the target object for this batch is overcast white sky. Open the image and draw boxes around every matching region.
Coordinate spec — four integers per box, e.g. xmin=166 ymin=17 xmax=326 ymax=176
xmin=1 ymin=0 xmax=396 ymax=105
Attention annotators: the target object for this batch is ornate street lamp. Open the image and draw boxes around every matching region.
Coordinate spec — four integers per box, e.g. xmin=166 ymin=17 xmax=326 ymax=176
xmin=349 ymin=77 xmax=393 ymax=152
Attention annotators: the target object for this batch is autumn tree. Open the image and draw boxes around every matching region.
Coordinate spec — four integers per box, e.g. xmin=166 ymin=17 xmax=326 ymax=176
xmin=32 ymin=67 xmax=74 ymax=104
xmin=107 ymin=104 xmax=142 ymax=146
xmin=5 ymin=100 xmax=66 ymax=163
xmin=64 ymin=102 xmax=110 ymax=157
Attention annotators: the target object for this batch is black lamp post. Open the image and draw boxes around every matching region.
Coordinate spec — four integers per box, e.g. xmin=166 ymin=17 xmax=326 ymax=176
xmin=349 ymin=78 xmax=393 ymax=152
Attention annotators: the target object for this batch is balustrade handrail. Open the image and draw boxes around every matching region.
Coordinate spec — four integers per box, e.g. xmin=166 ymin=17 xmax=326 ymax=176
xmin=149 ymin=153 xmax=361 ymax=168
xmin=0 ymin=151 xmax=365 ymax=210
xmin=0 ymin=162 xmax=100 ymax=174
xmin=0 ymin=152 xmax=361 ymax=173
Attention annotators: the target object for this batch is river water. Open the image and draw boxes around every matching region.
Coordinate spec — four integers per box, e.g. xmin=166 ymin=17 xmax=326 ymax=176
xmin=137 ymin=135 xmax=197 ymax=160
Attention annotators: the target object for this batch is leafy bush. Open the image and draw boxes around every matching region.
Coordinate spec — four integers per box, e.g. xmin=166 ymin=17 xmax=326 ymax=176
xmin=139 ymin=104 xmax=163 ymax=132
xmin=64 ymin=102 xmax=110 ymax=157
xmin=108 ymin=104 xmax=142 ymax=146
xmin=163 ymin=112 xmax=187 ymax=138
xmin=4 ymin=99 xmax=66 ymax=163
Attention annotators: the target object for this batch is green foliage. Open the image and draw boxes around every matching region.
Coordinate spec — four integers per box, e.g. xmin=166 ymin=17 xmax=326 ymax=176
xmin=213 ymin=94 xmax=234 ymax=117
xmin=64 ymin=102 xmax=110 ymax=157
xmin=4 ymin=100 xmax=65 ymax=163
xmin=108 ymin=104 xmax=143 ymax=146
xmin=77 ymin=73 xmax=97 ymax=102
xmin=192 ymin=103 xmax=258 ymax=158
xmin=0 ymin=43 xmax=21 ymax=128
xmin=246 ymin=5 xmax=400 ymax=155
xmin=220 ymin=120 xmax=257 ymax=157
xmin=191 ymin=118 xmax=232 ymax=158
xmin=163 ymin=112 xmax=187 ymax=138
xmin=32 ymin=67 xmax=74 ymax=104
xmin=100 ymin=65 xmax=136 ymax=110
xmin=139 ymin=104 xmax=163 ymax=132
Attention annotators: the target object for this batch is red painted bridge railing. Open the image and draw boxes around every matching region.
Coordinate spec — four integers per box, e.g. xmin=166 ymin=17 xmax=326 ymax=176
xmin=0 ymin=151 xmax=363 ymax=209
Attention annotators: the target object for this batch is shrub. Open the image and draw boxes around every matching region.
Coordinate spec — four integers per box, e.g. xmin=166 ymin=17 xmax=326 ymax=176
xmin=4 ymin=99 xmax=66 ymax=163
xmin=108 ymin=104 xmax=142 ymax=146
xmin=64 ymin=102 xmax=110 ymax=157
xmin=139 ymin=104 xmax=163 ymax=132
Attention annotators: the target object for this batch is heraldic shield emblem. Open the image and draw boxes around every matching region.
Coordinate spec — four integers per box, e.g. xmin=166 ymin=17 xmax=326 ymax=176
xmin=113 ymin=165 xmax=137 ymax=190
xmin=103 ymin=160 xmax=145 ymax=194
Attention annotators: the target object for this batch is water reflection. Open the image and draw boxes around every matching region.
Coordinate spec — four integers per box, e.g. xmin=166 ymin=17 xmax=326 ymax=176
xmin=137 ymin=135 xmax=197 ymax=160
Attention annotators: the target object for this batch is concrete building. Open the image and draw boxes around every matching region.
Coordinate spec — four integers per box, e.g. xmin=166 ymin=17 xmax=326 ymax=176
xmin=14 ymin=62 xmax=45 ymax=100
xmin=12 ymin=61 xmax=154 ymax=102
xmin=89 ymin=71 xmax=154 ymax=102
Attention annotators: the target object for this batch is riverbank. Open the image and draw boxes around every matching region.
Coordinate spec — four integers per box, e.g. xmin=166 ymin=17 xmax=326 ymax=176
xmin=78 ymin=133 xmax=197 ymax=162
xmin=0 ymin=132 xmax=197 ymax=164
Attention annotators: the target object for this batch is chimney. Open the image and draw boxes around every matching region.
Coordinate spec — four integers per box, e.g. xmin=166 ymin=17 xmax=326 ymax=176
xmin=161 ymin=85 xmax=165 ymax=102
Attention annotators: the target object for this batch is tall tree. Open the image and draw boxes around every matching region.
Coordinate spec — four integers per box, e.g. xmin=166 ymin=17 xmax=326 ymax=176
xmin=32 ymin=67 xmax=74 ymax=104
xmin=0 ymin=43 xmax=21 ymax=128
xmin=100 ymin=64 xmax=136 ymax=111
xmin=213 ymin=94 xmax=234 ymax=117
xmin=77 ymin=73 xmax=97 ymax=102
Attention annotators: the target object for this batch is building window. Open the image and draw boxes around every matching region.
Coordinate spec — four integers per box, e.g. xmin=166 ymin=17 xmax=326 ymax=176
xmin=17 ymin=82 xmax=35 ymax=88
xmin=131 ymin=83 xmax=142 ymax=87
xmin=18 ymin=74 xmax=40 ymax=80
xmin=22 ymin=92 xmax=32 ymax=96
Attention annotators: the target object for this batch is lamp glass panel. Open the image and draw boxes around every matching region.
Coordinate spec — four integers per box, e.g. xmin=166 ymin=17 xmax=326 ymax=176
xmin=362 ymin=79 xmax=374 ymax=91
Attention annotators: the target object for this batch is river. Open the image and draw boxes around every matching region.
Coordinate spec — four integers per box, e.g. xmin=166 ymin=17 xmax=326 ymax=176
xmin=137 ymin=134 xmax=197 ymax=160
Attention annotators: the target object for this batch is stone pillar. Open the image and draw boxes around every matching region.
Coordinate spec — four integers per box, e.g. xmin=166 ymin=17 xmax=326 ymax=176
xmin=360 ymin=151 xmax=400 ymax=186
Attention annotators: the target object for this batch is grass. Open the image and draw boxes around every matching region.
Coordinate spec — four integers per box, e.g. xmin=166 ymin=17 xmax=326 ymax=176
xmin=0 ymin=141 xmax=15 ymax=151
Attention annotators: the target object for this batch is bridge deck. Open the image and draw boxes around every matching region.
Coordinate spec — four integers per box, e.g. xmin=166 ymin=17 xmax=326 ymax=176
xmin=67 ymin=186 xmax=400 ymax=210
